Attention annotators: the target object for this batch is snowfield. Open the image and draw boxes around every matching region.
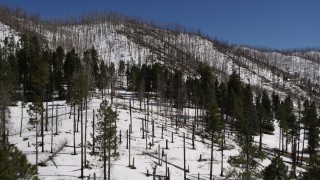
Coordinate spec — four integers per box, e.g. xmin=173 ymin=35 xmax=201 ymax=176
xmin=8 ymin=89 xmax=305 ymax=180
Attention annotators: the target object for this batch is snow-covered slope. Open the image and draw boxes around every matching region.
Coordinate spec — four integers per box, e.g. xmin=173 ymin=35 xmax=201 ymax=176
xmin=1 ymin=16 xmax=317 ymax=179
xmin=9 ymin=90 xmax=305 ymax=179
xmin=0 ymin=21 xmax=20 ymax=47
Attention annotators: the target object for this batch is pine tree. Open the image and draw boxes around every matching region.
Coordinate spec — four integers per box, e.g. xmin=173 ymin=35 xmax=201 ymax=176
xmin=277 ymin=101 xmax=288 ymax=154
xmin=118 ymin=60 xmax=125 ymax=88
xmin=204 ymin=100 xmax=223 ymax=179
xmin=51 ymin=46 xmax=65 ymax=98
xmin=0 ymin=144 xmax=38 ymax=179
xmin=0 ymin=49 xmax=15 ymax=144
xmin=272 ymin=91 xmax=280 ymax=118
xmin=64 ymin=49 xmax=81 ymax=103
xmin=27 ymin=97 xmax=45 ymax=169
xmin=228 ymin=84 xmax=263 ymax=179
xmin=263 ymin=155 xmax=290 ymax=180
xmin=16 ymin=34 xmax=30 ymax=98
xmin=262 ymin=90 xmax=274 ymax=132
xmin=98 ymin=61 xmax=108 ymax=99
xmin=93 ymin=100 xmax=118 ymax=180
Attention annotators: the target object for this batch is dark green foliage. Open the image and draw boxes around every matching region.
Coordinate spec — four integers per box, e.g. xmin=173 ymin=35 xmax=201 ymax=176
xmin=83 ymin=46 xmax=100 ymax=89
xmin=304 ymin=153 xmax=320 ymax=180
xmin=277 ymin=101 xmax=288 ymax=133
xmin=50 ymin=46 xmax=65 ymax=99
xmin=92 ymin=100 xmax=118 ymax=180
xmin=172 ymin=69 xmax=184 ymax=110
xmin=304 ymin=102 xmax=319 ymax=158
xmin=226 ymin=71 xmax=243 ymax=120
xmin=205 ymin=100 xmax=222 ymax=133
xmin=16 ymin=35 xmax=49 ymax=101
xmin=0 ymin=145 xmax=38 ymax=180
xmin=98 ymin=61 xmax=108 ymax=96
xmin=68 ymin=66 xmax=89 ymax=104
xmin=216 ymin=82 xmax=227 ymax=114
xmin=272 ymin=91 xmax=280 ymax=118
xmin=118 ymin=60 xmax=125 ymax=76
xmin=27 ymin=97 xmax=44 ymax=125
xmin=228 ymin=139 xmax=264 ymax=179
xmin=197 ymin=62 xmax=216 ymax=109
xmin=263 ymin=155 xmax=290 ymax=180
xmin=284 ymin=96 xmax=297 ymax=137
xmin=64 ymin=49 xmax=82 ymax=103
xmin=225 ymin=73 xmax=264 ymax=179
xmin=241 ymin=84 xmax=258 ymax=135
xmin=261 ymin=90 xmax=274 ymax=132
xmin=0 ymin=48 xmax=15 ymax=144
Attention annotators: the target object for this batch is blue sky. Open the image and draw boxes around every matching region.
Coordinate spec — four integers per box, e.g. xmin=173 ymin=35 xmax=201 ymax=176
xmin=1 ymin=0 xmax=320 ymax=49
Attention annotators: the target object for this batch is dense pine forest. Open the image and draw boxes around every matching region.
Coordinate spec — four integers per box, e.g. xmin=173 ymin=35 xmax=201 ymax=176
xmin=0 ymin=6 xmax=319 ymax=179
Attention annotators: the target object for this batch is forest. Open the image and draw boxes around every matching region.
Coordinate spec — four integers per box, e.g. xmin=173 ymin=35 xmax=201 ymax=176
xmin=0 ymin=5 xmax=320 ymax=180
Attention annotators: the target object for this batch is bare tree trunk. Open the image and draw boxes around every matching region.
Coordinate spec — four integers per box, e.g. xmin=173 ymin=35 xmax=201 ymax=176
xmin=210 ymin=131 xmax=213 ymax=180
xmin=300 ymin=128 xmax=305 ymax=164
xmin=220 ymin=116 xmax=225 ymax=177
xmin=108 ymin=132 xmax=111 ymax=180
xmin=51 ymin=101 xmax=54 ymax=153
xmin=92 ymin=109 xmax=95 ymax=154
xmin=259 ymin=118 xmax=263 ymax=152
xmin=103 ymin=147 xmax=106 ymax=180
xmin=55 ymin=104 xmax=58 ymax=135
xmin=41 ymin=106 xmax=44 ymax=152
xmin=73 ymin=103 xmax=77 ymax=155
xmin=183 ymin=132 xmax=186 ymax=180
xmin=292 ymin=137 xmax=297 ymax=177
xmin=130 ymin=99 xmax=132 ymax=133
xmin=36 ymin=116 xmax=38 ymax=169
xmin=20 ymin=103 xmax=23 ymax=137
xmin=129 ymin=125 xmax=131 ymax=167
xmin=279 ymin=128 xmax=282 ymax=155
xmin=45 ymin=100 xmax=48 ymax=131
xmin=80 ymin=99 xmax=84 ymax=178
xmin=84 ymin=98 xmax=88 ymax=168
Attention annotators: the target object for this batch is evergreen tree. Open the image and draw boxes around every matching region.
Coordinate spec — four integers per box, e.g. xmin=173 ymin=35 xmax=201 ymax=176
xmin=118 ymin=60 xmax=125 ymax=88
xmin=92 ymin=100 xmax=118 ymax=180
xmin=277 ymin=101 xmax=288 ymax=153
xmin=226 ymin=71 xmax=243 ymax=124
xmin=263 ymin=155 xmax=290 ymax=180
xmin=98 ymin=61 xmax=108 ymax=99
xmin=28 ymin=37 xmax=49 ymax=101
xmin=173 ymin=69 xmax=184 ymax=110
xmin=262 ymin=90 xmax=274 ymax=132
xmin=83 ymin=46 xmax=99 ymax=91
xmin=284 ymin=96 xmax=296 ymax=153
xmin=50 ymin=46 xmax=65 ymax=98
xmin=306 ymin=102 xmax=319 ymax=158
xmin=27 ymin=97 xmax=45 ymax=169
xmin=272 ymin=91 xmax=280 ymax=118
xmin=204 ymin=100 xmax=223 ymax=179
xmin=64 ymin=49 xmax=81 ymax=103
xmin=228 ymin=83 xmax=263 ymax=179
xmin=16 ymin=34 xmax=30 ymax=98
xmin=0 ymin=144 xmax=38 ymax=179
xmin=304 ymin=153 xmax=320 ymax=180
xmin=255 ymin=93 xmax=265 ymax=152
xmin=0 ymin=49 xmax=15 ymax=144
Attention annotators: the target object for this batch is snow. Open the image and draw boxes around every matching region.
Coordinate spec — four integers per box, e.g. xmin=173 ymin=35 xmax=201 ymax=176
xmin=1 ymin=19 xmax=312 ymax=179
xmin=0 ymin=22 xmax=20 ymax=47
xmin=7 ymin=89 xmax=306 ymax=180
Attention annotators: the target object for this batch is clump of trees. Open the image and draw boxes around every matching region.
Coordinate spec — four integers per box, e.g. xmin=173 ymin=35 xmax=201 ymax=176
xmin=0 ymin=144 xmax=38 ymax=179
xmin=0 ymin=6 xmax=320 ymax=179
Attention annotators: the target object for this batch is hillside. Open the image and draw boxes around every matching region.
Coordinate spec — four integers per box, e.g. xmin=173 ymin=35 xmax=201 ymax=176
xmin=0 ymin=9 xmax=319 ymax=180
